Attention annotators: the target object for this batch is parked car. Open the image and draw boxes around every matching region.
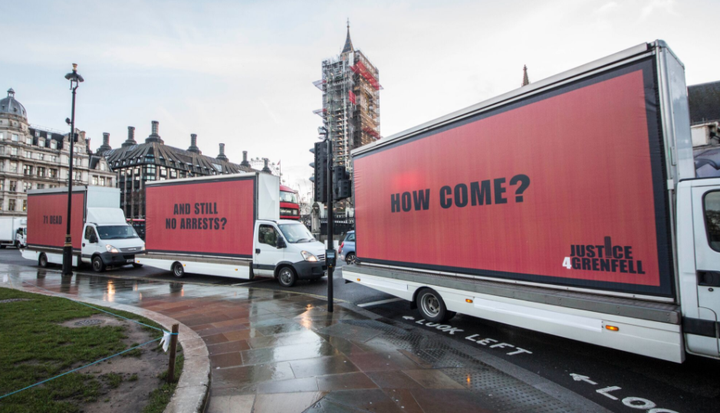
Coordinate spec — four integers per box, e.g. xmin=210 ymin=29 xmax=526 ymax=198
xmin=339 ymin=231 xmax=356 ymax=264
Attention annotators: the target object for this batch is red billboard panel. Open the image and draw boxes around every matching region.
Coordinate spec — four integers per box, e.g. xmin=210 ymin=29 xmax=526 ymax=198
xmin=145 ymin=177 xmax=255 ymax=257
xmin=353 ymin=58 xmax=673 ymax=296
xmin=27 ymin=192 xmax=86 ymax=250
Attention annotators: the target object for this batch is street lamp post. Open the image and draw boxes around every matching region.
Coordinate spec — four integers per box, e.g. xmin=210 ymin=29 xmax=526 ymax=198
xmin=62 ymin=64 xmax=84 ymax=276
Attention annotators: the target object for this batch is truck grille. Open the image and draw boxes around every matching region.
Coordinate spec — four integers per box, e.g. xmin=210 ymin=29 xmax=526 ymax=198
xmin=121 ymin=247 xmax=142 ymax=253
xmin=317 ymin=254 xmax=325 ymax=262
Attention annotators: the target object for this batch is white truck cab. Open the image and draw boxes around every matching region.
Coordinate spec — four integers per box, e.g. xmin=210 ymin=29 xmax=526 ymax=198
xmin=80 ymin=208 xmax=145 ymax=272
xmin=253 ymin=219 xmax=326 ymax=287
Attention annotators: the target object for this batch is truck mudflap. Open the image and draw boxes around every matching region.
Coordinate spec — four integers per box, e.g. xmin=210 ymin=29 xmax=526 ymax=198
xmin=291 ymin=260 xmax=326 ymax=279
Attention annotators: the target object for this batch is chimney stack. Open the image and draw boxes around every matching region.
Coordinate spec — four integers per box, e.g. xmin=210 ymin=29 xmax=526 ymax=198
xmin=122 ymin=126 xmax=137 ymax=147
xmin=216 ymin=143 xmax=228 ymax=162
xmin=187 ymin=133 xmax=200 ymax=154
xmin=146 ymin=120 xmax=164 ymax=144
xmin=262 ymin=158 xmax=272 ymax=173
xmin=97 ymin=132 xmax=112 ymax=154
xmin=240 ymin=151 xmax=251 ymax=167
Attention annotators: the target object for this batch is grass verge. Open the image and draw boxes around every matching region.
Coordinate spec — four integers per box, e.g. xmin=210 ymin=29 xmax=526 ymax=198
xmin=0 ymin=286 xmax=179 ymax=413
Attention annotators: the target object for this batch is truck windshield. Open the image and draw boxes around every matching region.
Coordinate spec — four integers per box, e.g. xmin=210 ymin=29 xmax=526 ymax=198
xmin=97 ymin=225 xmax=139 ymax=240
xmin=278 ymin=223 xmax=315 ymax=243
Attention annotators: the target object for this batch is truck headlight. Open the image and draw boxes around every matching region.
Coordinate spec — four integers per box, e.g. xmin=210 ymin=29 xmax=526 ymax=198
xmin=301 ymin=250 xmax=318 ymax=262
xmin=105 ymin=244 xmax=120 ymax=253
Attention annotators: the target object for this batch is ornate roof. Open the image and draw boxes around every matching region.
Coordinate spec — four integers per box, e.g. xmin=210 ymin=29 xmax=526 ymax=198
xmin=0 ymin=88 xmax=28 ymax=120
xmin=103 ymin=141 xmax=253 ymax=175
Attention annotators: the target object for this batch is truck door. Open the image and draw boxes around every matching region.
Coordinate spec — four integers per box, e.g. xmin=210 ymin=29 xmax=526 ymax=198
xmin=82 ymin=225 xmax=99 ymax=263
xmin=253 ymin=224 xmax=284 ymax=276
xmin=692 ymin=185 xmax=720 ymax=355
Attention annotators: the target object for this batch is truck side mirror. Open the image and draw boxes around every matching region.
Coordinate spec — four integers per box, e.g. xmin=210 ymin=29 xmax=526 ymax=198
xmin=277 ymin=238 xmax=287 ymax=249
xmin=89 ymin=235 xmax=98 ymax=244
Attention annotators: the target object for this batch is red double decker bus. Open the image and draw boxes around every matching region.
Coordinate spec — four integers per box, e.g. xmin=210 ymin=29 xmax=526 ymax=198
xmin=279 ymin=185 xmax=300 ymax=220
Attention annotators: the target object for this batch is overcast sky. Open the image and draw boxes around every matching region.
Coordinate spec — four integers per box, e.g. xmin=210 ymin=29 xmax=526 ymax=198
xmin=2 ymin=0 xmax=718 ymax=197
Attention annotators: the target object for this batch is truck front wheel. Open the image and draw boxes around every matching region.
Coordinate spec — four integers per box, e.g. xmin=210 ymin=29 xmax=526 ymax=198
xmin=416 ymin=288 xmax=455 ymax=323
xmin=172 ymin=262 xmax=185 ymax=278
xmin=92 ymin=256 xmax=106 ymax=272
xmin=277 ymin=266 xmax=297 ymax=288
xmin=39 ymin=253 xmax=48 ymax=268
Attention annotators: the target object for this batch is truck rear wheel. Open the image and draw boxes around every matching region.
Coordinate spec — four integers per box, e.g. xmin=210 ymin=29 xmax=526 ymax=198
xmin=39 ymin=253 xmax=48 ymax=268
xmin=92 ymin=256 xmax=106 ymax=272
xmin=172 ymin=262 xmax=185 ymax=278
xmin=416 ymin=288 xmax=455 ymax=323
xmin=277 ymin=266 xmax=297 ymax=288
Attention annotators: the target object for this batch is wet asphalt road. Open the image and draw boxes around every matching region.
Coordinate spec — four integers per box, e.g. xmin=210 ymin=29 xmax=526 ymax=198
xmin=2 ymin=248 xmax=720 ymax=412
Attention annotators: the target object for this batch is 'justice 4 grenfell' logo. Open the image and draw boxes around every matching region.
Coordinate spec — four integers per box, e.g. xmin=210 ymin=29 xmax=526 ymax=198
xmin=562 ymin=236 xmax=645 ymax=274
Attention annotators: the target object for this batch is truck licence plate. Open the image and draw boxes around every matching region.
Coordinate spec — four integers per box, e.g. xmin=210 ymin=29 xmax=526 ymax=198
xmin=126 ymin=259 xmax=133 ymax=263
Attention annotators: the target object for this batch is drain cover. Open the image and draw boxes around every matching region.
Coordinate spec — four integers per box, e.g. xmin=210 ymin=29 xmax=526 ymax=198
xmin=0 ymin=298 xmax=30 ymax=304
xmin=74 ymin=319 xmax=104 ymax=327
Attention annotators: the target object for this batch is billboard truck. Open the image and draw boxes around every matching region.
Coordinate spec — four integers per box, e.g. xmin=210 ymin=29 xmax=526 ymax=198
xmin=22 ymin=187 xmax=145 ymax=271
xmin=0 ymin=217 xmax=26 ymax=248
xmin=137 ymin=173 xmax=326 ymax=287
xmin=343 ymin=41 xmax=720 ymax=363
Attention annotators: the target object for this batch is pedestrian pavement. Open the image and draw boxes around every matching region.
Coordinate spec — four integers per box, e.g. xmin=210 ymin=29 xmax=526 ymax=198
xmin=0 ymin=263 xmax=609 ymax=413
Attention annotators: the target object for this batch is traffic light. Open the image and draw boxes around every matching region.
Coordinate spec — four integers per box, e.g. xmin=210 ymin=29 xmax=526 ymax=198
xmin=333 ymin=165 xmax=352 ymax=200
xmin=313 ymin=141 xmax=328 ymax=203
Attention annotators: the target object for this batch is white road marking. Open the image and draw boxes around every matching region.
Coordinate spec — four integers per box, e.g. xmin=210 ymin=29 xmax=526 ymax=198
xmin=357 ymin=297 xmax=405 ymax=308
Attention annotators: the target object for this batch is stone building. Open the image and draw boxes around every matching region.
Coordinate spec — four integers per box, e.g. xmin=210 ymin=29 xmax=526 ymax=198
xmin=0 ymin=88 xmax=114 ymax=216
xmin=98 ymin=120 xmax=255 ymax=221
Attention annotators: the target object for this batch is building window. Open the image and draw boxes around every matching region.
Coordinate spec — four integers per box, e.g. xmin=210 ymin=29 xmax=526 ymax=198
xmin=9 ymin=181 xmax=17 ymax=192
xmin=37 ymin=153 xmax=44 ymax=161
xmin=25 ymin=151 xmax=31 ymax=158
xmin=22 ymin=200 xmax=27 ymax=211
xmin=8 ymin=199 xmax=16 ymax=211
xmin=37 ymin=184 xmax=44 ymax=189
xmin=24 ymin=182 xmax=32 ymax=192
xmin=50 ymin=141 xmax=57 ymax=149
xmin=170 ymin=169 xmax=177 ymax=178
xmin=92 ymin=176 xmax=98 ymax=186
xmin=23 ymin=165 xmax=33 ymax=176
xmin=0 ymin=132 xmax=3 ymax=140
xmin=49 ymin=168 xmax=58 ymax=178
xmin=10 ymin=147 xmax=18 ymax=156
xmin=38 ymin=138 xmax=45 ymax=147
xmin=0 ymin=181 xmax=3 ymax=192
xmin=37 ymin=167 xmax=45 ymax=177
xmin=10 ymin=162 xmax=17 ymax=172
xmin=107 ymin=177 xmax=112 ymax=187
xmin=26 ymin=137 xmax=33 ymax=145
xmin=50 ymin=155 xmax=57 ymax=162
xmin=100 ymin=177 xmax=106 ymax=186
xmin=12 ymin=134 xmax=19 ymax=142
